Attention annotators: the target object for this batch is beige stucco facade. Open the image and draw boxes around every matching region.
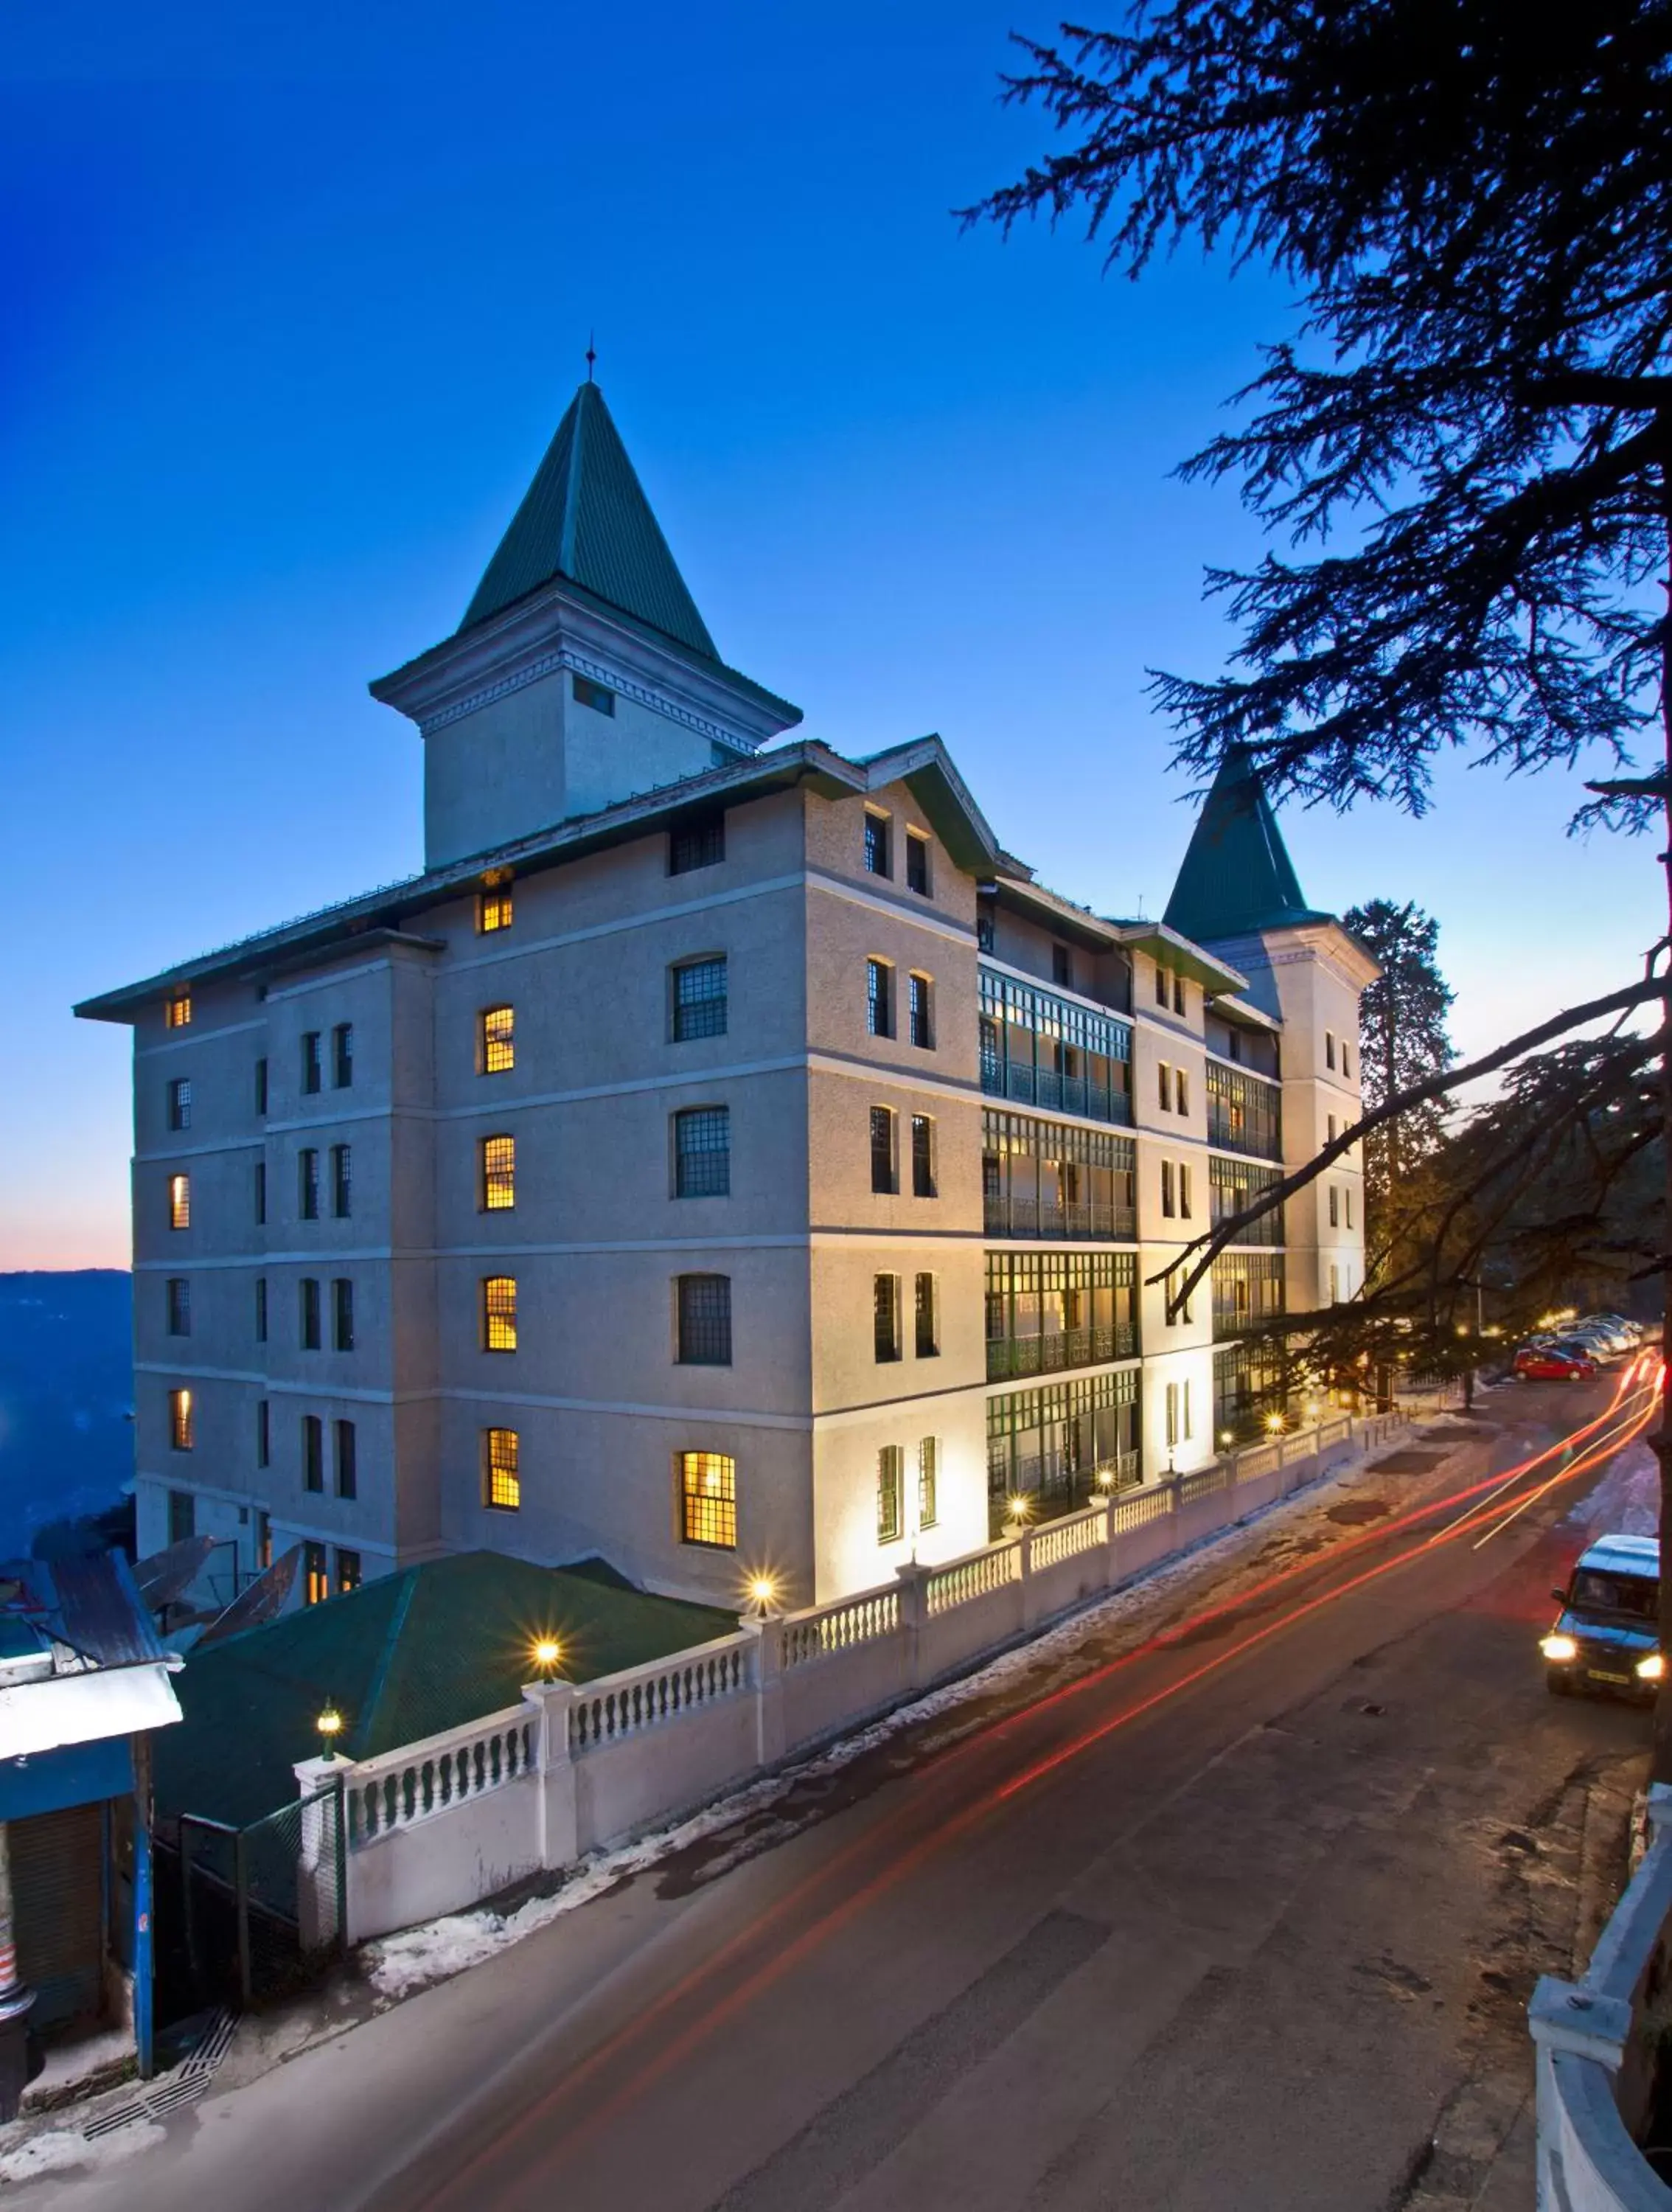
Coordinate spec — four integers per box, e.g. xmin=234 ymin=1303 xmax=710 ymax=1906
xmin=87 ymin=391 xmax=1369 ymax=1616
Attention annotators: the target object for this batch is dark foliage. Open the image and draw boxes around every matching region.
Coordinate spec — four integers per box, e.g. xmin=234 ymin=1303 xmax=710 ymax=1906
xmin=1343 ymin=898 xmax=1455 ymax=1225
xmin=975 ymin=1 xmax=1672 ymax=830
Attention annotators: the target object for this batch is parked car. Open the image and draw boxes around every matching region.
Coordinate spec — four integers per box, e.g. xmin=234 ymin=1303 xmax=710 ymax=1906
xmin=1542 ymin=1533 xmax=1662 ymax=1699
xmin=1514 ymin=1346 xmax=1598 ymax=1381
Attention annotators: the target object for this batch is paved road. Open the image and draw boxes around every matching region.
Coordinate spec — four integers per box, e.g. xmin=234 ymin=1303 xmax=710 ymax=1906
xmin=20 ymin=1375 xmax=1660 ymax=2212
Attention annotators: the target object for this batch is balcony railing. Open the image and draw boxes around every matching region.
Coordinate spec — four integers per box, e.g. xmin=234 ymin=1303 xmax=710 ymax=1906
xmin=980 ymin=1061 xmax=1133 ymax=1127
xmin=983 ymin=1197 xmax=1138 ymax=1242
xmin=986 ymin=1323 xmax=1138 ymax=1382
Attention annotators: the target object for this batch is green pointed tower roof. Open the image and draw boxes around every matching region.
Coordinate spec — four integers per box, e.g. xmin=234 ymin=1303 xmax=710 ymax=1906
xmin=1163 ymin=744 xmax=1332 ymax=943
xmin=461 ymin=380 xmax=719 ymax=659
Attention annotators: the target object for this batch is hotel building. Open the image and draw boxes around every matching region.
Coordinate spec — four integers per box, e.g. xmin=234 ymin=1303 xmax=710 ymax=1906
xmin=77 ymin=381 xmax=1372 ymax=1610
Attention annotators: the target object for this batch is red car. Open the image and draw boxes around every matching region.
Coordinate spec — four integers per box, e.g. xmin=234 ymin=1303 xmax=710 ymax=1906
xmin=1515 ymin=1347 xmax=1598 ymax=1382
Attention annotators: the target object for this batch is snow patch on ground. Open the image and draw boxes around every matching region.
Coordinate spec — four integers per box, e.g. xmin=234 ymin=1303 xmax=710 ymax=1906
xmin=363 ymin=1464 xmax=1365 ymax=2002
xmin=0 ymin=2120 xmax=164 ymax=2184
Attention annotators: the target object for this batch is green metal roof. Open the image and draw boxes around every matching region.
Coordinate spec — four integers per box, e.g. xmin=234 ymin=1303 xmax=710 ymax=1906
xmin=1163 ymin=745 xmax=1332 ymax=944
xmin=154 ymin=1551 xmax=736 ymax=1828
xmin=461 ymin=380 xmax=718 ymax=658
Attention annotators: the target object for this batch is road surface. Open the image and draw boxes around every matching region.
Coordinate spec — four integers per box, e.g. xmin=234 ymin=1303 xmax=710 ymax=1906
xmin=17 ymin=1370 xmax=1661 ymax=2212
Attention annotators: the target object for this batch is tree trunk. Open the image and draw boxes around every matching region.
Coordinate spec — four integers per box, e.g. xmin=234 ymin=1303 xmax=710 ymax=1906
xmin=1654 ymin=461 xmax=1672 ymax=1783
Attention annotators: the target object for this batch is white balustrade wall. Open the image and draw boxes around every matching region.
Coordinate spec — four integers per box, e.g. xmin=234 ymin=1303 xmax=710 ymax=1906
xmin=301 ymin=1411 xmax=1411 ymax=1944
xmin=1532 ymin=1786 xmax=1672 ymax=2212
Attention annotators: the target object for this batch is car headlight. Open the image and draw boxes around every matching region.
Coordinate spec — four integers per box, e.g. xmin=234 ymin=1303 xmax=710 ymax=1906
xmin=1541 ymin=1635 xmax=1578 ymax=1663
xmin=1638 ymin=1652 xmax=1665 ymax=1682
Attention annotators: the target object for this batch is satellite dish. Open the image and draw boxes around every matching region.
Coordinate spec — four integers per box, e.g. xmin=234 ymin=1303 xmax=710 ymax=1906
xmin=134 ymin=1534 xmax=220 ymax=1610
xmin=193 ymin=1545 xmax=302 ymax=1648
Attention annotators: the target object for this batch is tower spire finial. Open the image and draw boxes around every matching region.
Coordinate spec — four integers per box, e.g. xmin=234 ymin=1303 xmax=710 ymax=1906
xmin=585 ymin=330 xmax=596 ymax=383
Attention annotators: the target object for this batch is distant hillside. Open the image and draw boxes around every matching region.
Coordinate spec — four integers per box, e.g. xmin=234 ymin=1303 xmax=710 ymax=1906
xmin=0 ymin=1272 xmax=133 ymax=1557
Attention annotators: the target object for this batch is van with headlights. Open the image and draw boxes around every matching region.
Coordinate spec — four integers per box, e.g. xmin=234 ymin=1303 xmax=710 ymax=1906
xmin=1542 ymin=1534 xmax=1662 ymax=1699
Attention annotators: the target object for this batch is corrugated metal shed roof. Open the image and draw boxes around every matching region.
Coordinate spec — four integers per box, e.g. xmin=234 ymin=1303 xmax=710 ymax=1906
xmin=0 ymin=1554 xmax=167 ymax=1675
xmin=153 ymin=1551 xmax=736 ymax=1828
xmin=460 ymin=380 xmax=718 ymax=658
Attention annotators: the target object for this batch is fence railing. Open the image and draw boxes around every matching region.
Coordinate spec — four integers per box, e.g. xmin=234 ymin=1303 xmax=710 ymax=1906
xmin=1531 ymin=1784 xmax=1672 ymax=2209
xmin=296 ymin=1405 xmax=1411 ymax=1950
xmin=982 ymin=1197 xmax=1139 ymax=1242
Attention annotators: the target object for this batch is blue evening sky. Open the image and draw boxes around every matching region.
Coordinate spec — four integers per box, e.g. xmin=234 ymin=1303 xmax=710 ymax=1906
xmin=2 ymin=2 xmax=1658 ymax=1267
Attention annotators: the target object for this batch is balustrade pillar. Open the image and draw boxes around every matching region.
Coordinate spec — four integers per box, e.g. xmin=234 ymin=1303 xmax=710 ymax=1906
xmin=894 ymin=1562 xmax=930 ymax=1691
xmin=292 ymin=1755 xmax=344 ymax=1951
xmin=522 ymin=1680 xmax=579 ymax=1870
xmin=739 ymin=1615 xmax=787 ymax=1767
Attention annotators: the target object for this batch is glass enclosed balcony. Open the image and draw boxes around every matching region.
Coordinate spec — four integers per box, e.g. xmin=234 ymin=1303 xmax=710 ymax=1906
xmin=979 ymin=971 xmax=1132 ymax=1126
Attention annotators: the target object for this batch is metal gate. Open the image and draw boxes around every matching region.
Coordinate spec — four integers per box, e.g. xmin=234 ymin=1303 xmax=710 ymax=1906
xmin=10 ymin=1802 xmax=105 ymax=2033
xmin=164 ymin=1779 xmax=344 ymax=2015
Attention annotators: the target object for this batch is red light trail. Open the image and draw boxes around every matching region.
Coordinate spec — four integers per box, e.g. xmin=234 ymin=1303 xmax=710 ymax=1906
xmin=401 ymin=1371 xmax=1660 ymax=2208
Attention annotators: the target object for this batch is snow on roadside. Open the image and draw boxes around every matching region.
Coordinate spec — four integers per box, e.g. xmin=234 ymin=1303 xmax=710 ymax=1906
xmin=0 ymin=2121 xmax=164 ymax=2185
xmin=363 ymin=1436 xmax=1407 ymax=2003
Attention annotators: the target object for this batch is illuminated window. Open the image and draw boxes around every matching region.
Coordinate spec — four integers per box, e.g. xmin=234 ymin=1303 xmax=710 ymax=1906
xmin=673 ymin=1107 xmax=730 ymax=1197
xmin=484 ymin=1427 xmax=520 ymax=1510
xmin=332 ymin=1278 xmax=354 ymax=1352
xmin=331 ymin=1144 xmax=352 ymax=1219
xmin=866 ymin=960 xmax=892 ymax=1038
xmin=572 ymin=672 xmax=615 ymax=715
xmin=672 ymin=956 xmax=728 ymax=1041
xmin=481 ymin=1134 xmax=516 ymax=1210
xmin=669 ymin=811 xmax=725 ymax=874
xmin=336 ymin=1548 xmax=362 ymax=1594
xmin=166 ymin=1278 xmax=190 ymax=1336
xmin=169 ymin=1387 xmax=194 ymax=1450
xmin=302 ymin=1032 xmax=322 ymax=1093
xmin=332 ymin=1023 xmax=354 ymax=1089
xmin=874 ymin=1273 xmax=902 ymax=1363
xmin=304 ymin=1540 xmax=328 ymax=1605
xmin=676 ymin=1274 xmax=732 ymax=1366
xmin=333 ymin=1419 xmax=356 ymax=1499
xmin=918 ymin=1438 xmax=938 ymax=1528
xmin=481 ymin=1005 xmax=515 ymax=1074
xmin=167 ymin=1078 xmax=192 ymax=1131
xmin=906 ymin=832 xmax=930 ymax=897
xmin=483 ymin=1275 xmax=518 ymax=1352
xmin=299 ymin=1277 xmax=321 ymax=1349
xmin=169 ymin=1173 xmax=191 ymax=1230
xmin=870 ymin=1106 xmax=896 ymax=1194
xmin=863 ymin=811 xmax=891 ymax=877
xmin=679 ymin=1451 xmax=736 ymax=1549
xmin=166 ymin=990 xmax=192 ymax=1029
xmin=877 ymin=1446 xmax=903 ymax=1543
xmin=299 ymin=1148 xmax=320 ymax=1220
xmin=914 ymin=1272 xmax=938 ymax=1358
xmin=908 ymin=973 xmax=933 ymax=1050
xmin=477 ymin=883 xmax=514 ymax=933
xmin=302 ymin=1415 xmax=324 ymax=1492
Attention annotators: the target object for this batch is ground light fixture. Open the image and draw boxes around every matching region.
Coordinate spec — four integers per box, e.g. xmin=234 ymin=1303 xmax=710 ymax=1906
xmin=1218 ymin=1430 xmax=1235 ymax=1450
xmin=745 ymin=1574 xmax=780 ymax=1616
xmin=316 ymin=1705 xmax=345 ymax=1760
xmin=1540 ymin=1634 xmax=1578 ymax=1663
xmin=1265 ymin=1412 xmax=1285 ymax=1435
xmin=529 ymin=1636 xmax=564 ymax=1677
xmin=1006 ymin=1493 xmax=1034 ymax=1526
